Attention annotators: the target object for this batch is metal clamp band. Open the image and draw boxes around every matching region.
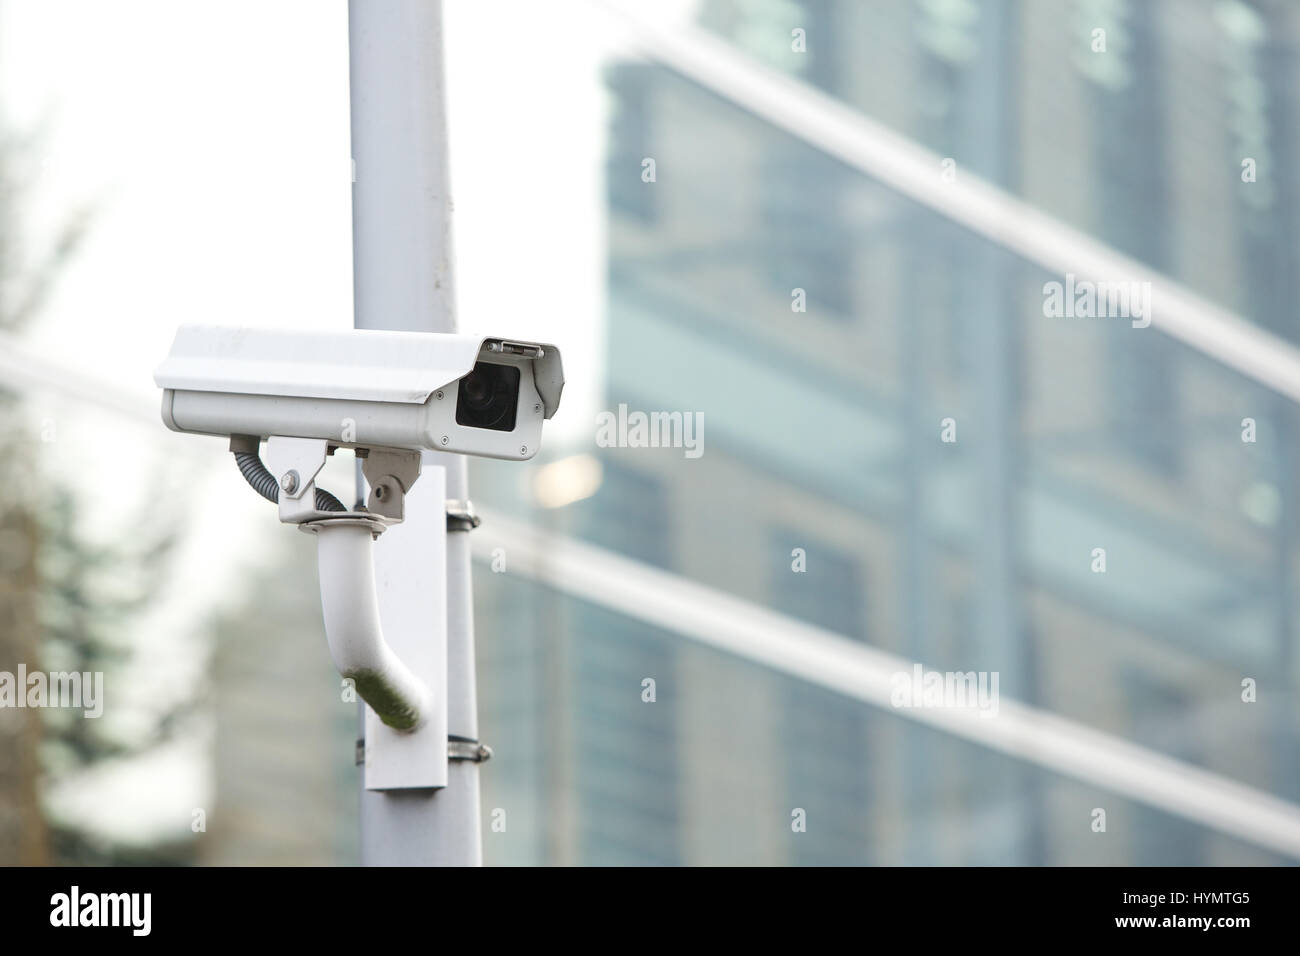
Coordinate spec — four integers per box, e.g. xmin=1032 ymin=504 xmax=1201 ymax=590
xmin=445 ymin=498 xmax=482 ymax=532
xmin=356 ymin=736 xmax=493 ymax=765
xmin=447 ymin=736 xmax=493 ymax=763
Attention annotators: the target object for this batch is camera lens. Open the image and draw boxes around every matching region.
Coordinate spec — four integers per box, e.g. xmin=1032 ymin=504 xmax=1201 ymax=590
xmin=455 ymin=361 xmax=520 ymax=432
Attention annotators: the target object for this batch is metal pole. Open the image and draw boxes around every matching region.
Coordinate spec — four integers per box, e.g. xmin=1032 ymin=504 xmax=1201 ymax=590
xmin=348 ymin=0 xmax=482 ymax=866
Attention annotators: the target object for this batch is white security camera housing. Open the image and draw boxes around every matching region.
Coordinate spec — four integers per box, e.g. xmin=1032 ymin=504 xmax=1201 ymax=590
xmin=154 ymin=325 xmax=563 ymax=460
xmin=153 ymin=323 xmax=564 ymax=774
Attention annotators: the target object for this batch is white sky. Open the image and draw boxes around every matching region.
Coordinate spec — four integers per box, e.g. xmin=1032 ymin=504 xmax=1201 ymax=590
xmin=0 ymin=0 xmax=696 ymax=847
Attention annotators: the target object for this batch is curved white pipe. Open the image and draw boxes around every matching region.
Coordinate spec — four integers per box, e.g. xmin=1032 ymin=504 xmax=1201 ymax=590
xmin=314 ymin=521 xmax=431 ymax=731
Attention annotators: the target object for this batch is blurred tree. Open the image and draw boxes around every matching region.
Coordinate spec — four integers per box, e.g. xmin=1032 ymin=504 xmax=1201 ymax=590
xmin=0 ymin=35 xmax=191 ymax=861
xmin=0 ymin=116 xmax=74 ymax=865
xmin=38 ymin=486 xmax=191 ymax=866
xmin=0 ymin=480 xmax=44 ymax=864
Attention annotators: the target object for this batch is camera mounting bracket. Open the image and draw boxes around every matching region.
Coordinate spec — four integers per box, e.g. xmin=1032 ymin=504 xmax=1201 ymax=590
xmin=361 ymin=447 xmax=422 ymax=522
xmin=260 ymin=436 xmax=421 ymax=529
xmin=256 ymin=436 xmax=447 ymax=789
xmin=263 ymin=436 xmax=334 ymax=525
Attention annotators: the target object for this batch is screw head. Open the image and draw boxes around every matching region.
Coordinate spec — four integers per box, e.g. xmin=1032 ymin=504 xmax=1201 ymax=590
xmin=534 ymin=403 xmax=542 ymax=413
xmin=280 ymin=471 xmax=299 ymax=494
xmin=441 ymin=436 xmax=449 ymax=446
xmin=520 ymin=446 xmax=528 ymax=455
xmin=435 ymin=390 xmax=444 ymax=400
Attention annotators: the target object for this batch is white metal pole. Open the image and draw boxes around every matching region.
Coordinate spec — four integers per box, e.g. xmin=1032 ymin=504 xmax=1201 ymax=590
xmin=348 ymin=0 xmax=482 ymax=866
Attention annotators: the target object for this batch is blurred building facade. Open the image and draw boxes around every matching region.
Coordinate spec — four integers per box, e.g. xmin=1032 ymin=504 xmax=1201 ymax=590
xmin=472 ymin=0 xmax=1300 ymax=865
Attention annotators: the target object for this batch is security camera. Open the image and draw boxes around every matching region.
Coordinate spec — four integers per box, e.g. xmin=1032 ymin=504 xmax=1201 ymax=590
xmin=152 ymin=324 xmax=564 ymax=747
xmin=154 ymin=324 xmax=563 ymax=461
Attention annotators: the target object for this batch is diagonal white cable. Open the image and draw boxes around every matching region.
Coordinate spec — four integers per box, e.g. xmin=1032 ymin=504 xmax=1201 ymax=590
xmin=0 ymin=329 xmax=160 ymax=426
xmin=2 ymin=0 xmax=1292 ymax=859
xmin=7 ymin=328 xmax=1300 ymax=856
xmin=6 ymin=328 xmax=1300 ymax=856
xmin=473 ymin=508 xmax=1300 ymax=860
xmin=593 ymin=0 xmax=1300 ymax=405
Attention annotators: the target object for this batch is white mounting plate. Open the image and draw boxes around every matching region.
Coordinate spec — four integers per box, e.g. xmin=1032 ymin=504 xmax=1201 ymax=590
xmin=363 ymin=462 xmax=447 ymax=790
